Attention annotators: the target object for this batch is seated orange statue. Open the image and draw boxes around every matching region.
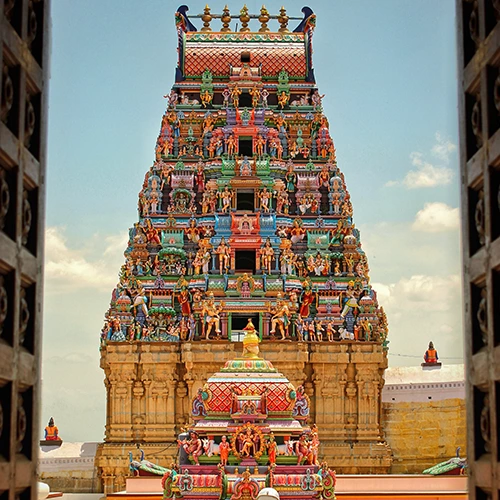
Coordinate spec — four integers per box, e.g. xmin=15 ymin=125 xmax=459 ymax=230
xmin=424 ymin=341 xmax=439 ymax=363
xmin=44 ymin=417 xmax=61 ymax=441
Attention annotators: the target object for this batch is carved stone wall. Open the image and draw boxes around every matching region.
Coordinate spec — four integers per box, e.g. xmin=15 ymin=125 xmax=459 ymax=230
xmin=96 ymin=341 xmax=391 ymax=493
xmin=0 ymin=1 xmax=50 ymax=499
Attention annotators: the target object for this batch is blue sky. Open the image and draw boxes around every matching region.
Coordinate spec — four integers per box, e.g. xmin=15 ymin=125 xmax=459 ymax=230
xmin=43 ymin=1 xmax=460 ymax=441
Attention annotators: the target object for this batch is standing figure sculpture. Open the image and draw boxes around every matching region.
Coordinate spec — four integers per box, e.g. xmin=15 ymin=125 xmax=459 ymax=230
xmin=216 ymin=237 xmax=231 ymax=274
xmin=202 ymin=292 xmax=223 ymax=340
xmin=260 ymin=238 xmax=275 ymax=275
xmin=219 ymin=435 xmax=230 ymax=466
xmin=269 ymin=293 xmax=291 ymax=340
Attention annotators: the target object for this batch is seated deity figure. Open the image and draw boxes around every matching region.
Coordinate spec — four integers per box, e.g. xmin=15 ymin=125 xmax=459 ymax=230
xmin=44 ymin=417 xmax=61 ymax=441
xmin=424 ymin=341 xmax=439 ymax=363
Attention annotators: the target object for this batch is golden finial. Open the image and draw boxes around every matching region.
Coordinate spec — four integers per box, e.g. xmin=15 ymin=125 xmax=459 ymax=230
xmin=258 ymin=5 xmax=270 ymax=32
xmin=201 ymin=5 xmax=212 ymax=32
xmin=239 ymin=5 xmax=250 ymax=32
xmin=221 ymin=5 xmax=232 ymax=32
xmin=278 ymin=6 xmax=289 ymax=32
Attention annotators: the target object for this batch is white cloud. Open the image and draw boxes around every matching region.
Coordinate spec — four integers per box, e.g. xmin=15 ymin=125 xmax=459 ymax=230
xmin=44 ymin=226 xmax=127 ymax=293
xmin=431 ymin=132 xmax=457 ymax=163
xmin=412 ymin=202 xmax=460 ymax=233
xmin=386 ymin=133 xmax=456 ymax=188
xmin=403 ymin=152 xmax=454 ymax=188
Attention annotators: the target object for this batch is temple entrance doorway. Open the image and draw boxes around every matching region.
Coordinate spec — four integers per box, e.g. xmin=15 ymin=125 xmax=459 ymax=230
xmin=237 ymin=190 xmax=255 ymax=211
xmin=230 ymin=313 xmax=260 ymax=341
xmin=235 ymin=250 xmax=256 ymax=274
xmin=238 ymin=136 xmax=253 ymax=156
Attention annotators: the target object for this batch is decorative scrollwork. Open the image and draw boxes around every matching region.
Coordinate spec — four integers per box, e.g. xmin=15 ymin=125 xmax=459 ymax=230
xmin=22 ymin=190 xmax=32 ymax=246
xmin=471 ymin=96 xmax=483 ymax=149
xmin=16 ymin=394 xmax=27 ymax=452
xmin=19 ymin=288 xmax=29 ymax=345
xmin=494 ymin=0 xmax=500 ymax=20
xmin=4 ymin=0 xmax=16 ymax=21
xmin=27 ymin=1 xmax=38 ymax=47
xmin=468 ymin=0 xmax=480 ymax=47
xmin=494 ymin=71 xmax=500 ymax=115
xmin=474 ymin=189 xmax=485 ymax=246
xmin=480 ymin=393 xmax=491 ymax=453
xmin=24 ymin=98 xmax=36 ymax=148
xmin=1 ymin=65 xmax=14 ymax=124
xmin=0 ymin=169 xmax=10 ymax=231
xmin=0 ymin=276 xmax=8 ymax=337
xmin=179 ymin=470 xmax=193 ymax=492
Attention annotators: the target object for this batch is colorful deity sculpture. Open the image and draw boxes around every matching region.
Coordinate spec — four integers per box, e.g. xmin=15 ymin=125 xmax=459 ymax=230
xmin=44 ymin=417 xmax=61 ymax=441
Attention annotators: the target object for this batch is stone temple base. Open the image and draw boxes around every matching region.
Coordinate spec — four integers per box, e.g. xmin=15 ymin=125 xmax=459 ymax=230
xmin=98 ymin=341 xmax=391 ymax=493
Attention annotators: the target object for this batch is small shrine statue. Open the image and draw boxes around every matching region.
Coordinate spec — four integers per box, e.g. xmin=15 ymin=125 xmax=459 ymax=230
xmin=179 ymin=431 xmax=203 ymax=465
xmin=219 ymin=435 xmax=230 ymax=466
xmin=424 ymin=342 xmax=439 ymax=364
xmin=242 ymin=319 xmax=260 ymax=358
xmin=267 ymin=433 xmax=278 ymax=466
xmin=44 ymin=417 xmax=61 ymax=441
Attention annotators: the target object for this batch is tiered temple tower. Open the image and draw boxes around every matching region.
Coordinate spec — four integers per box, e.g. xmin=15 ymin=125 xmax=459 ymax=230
xmin=96 ymin=5 xmax=392 ymax=493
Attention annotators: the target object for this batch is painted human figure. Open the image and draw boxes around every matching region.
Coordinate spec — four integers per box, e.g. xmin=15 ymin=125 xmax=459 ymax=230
xmin=311 ymin=89 xmax=325 ymax=110
xmin=240 ymin=429 xmax=256 ymax=457
xmin=270 ymin=294 xmax=290 ymax=340
xmin=219 ymin=186 xmax=234 ymax=213
xmin=216 ymin=237 xmax=231 ymax=274
xmin=196 ymin=163 xmax=205 ymax=193
xmin=299 ymin=283 xmax=316 ymax=319
xmin=278 ymin=91 xmax=289 ymax=108
xmin=226 ymin=134 xmax=237 ymax=157
xmin=285 ymin=163 xmax=297 ymax=192
xmin=259 ymin=187 xmax=272 ymax=213
xmin=177 ymin=287 xmax=192 ymax=316
xmin=219 ymin=435 xmax=230 ymax=466
xmin=261 ymin=88 xmax=269 ymax=107
xmin=295 ymin=433 xmax=312 ymax=465
xmin=255 ymin=134 xmax=266 ymax=156
xmin=231 ymin=85 xmax=242 ymax=108
xmin=179 ymin=431 xmax=203 ymax=465
xmin=309 ymin=424 xmax=320 ymax=466
xmin=249 ymin=86 xmax=260 ymax=108
xmin=202 ymin=293 xmax=222 ymax=339
xmin=187 ymin=314 xmax=196 ymax=341
xmin=267 ymin=434 xmax=278 ymax=465
xmin=260 ymin=238 xmax=274 ymax=274
xmin=222 ymin=87 xmax=231 ymax=108
xmin=200 ymin=89 xmax=212 ymax=108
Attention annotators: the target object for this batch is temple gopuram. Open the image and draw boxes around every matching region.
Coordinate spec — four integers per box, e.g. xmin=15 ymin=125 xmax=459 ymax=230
xmin=96 ymin=5 xmax=392 ymax=493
